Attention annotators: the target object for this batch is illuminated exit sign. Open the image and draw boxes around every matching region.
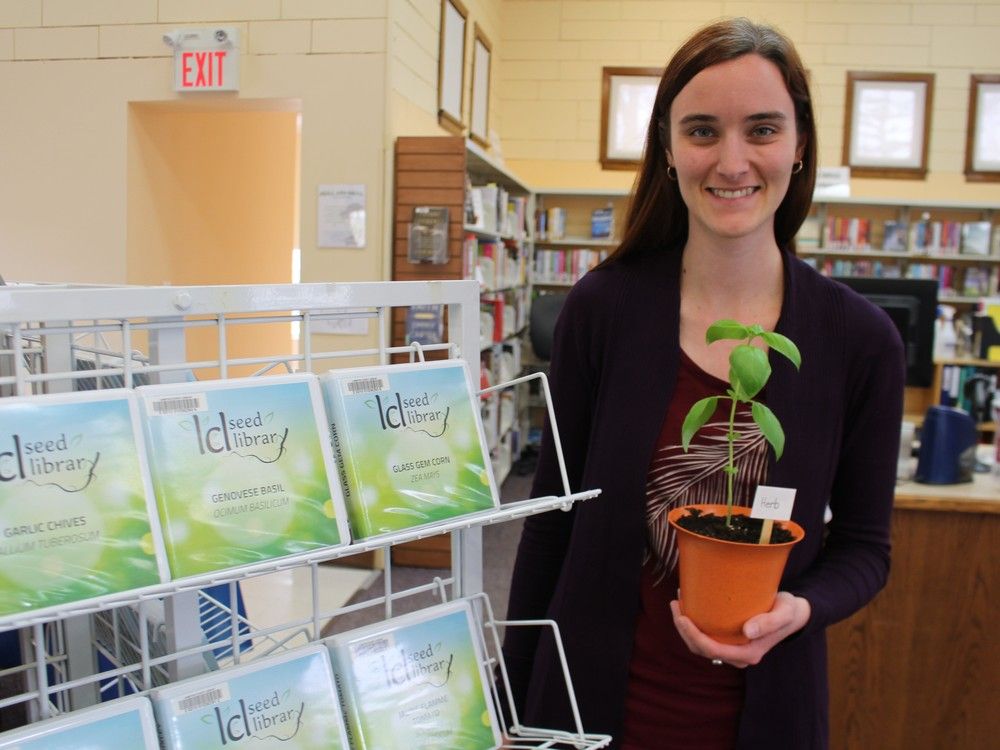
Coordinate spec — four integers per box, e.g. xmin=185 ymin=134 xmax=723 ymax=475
xmin=165 ymin=27 xmax=240 ymax=92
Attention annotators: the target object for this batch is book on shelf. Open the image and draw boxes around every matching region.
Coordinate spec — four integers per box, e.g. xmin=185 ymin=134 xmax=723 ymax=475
xmin=324 ymin=598 xmax=502 ymax=750
xmin=961 ymin=266 xmax=998 ymax=297
xmin=533 ymin=247 xmax=608 ymax=285
xmin=137 ymin=374 xmax=350 ymax=580
xmin=534 ymin=207 xmax=547 ymax=241
xmin=819 ymin=260 xmax=998 ymax=298
xmin=993 ymin=225 xmax=1000 ymax=257
xmin=466 ymin=182 xmax=508 ymax=236
xmin=506 ymin=195 xmax=529 ymax=239
xmin=961 ymin=221 xmax=992 ymax=256
xmin=909 ymin=219 xmax=962 ymax=254
xmin=481 ymin=296 xmax=504 ymax=344
xmin=477 ymin=240 xmax=501 ymax=290
xmin=319 ymin=360 xmax=500 ymax=541
xmin=546 ymin=207 xmax=566 ymax=240
xmin=0 ymin=389 xmax=168 ymax=617
xmin=0 ymin=695 xmax=159 ymax=749
xmin=797 ymin=215 xmax=822 ymax=248
xmin=498 ymin=341 xmax=520 ymax=382
xmin=463 ymin=233 xmax=479 ymax=283
xmin=467 ymin=185 xmax=485 ymax=230
xmin=882 ymin=221 xmax=908 ymax=252
xmin=463 ymin=174 xmax=477 ymax=226
xmin=824 ymin=216 xmax=871 ymax=249
xmin=479 ymin=305 xmax=495 ymax=349
xmin=590 ymin=206 xmax=615 ymax=239
xmin=150 ymin=644 xmax=349 ymax=749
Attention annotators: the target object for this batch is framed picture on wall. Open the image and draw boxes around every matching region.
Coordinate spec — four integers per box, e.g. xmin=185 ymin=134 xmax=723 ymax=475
xmin=964 ymin=74 xmax=1000 ymax=182
xmin=600 ymin=67 xmax=662 ymax=170
xmin=842 ymin=71 xmax=934 ymax=179
xmin=469 ymin=25 xmax=492 ymax=146
xmin=437 ymin=0 xmax=467 ymax=134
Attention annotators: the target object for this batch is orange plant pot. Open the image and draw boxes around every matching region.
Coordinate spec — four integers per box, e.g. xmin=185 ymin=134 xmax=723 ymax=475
xmin=667 ymin=504 xmax=804 ymax=645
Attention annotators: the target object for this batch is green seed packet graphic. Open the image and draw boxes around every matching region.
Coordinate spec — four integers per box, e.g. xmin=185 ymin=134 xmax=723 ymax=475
xmin=321 ymin=361 xmax=499 ymax=540
xmin=150 ymin=644 xmax=349 ymax=750
xmin=0 ymin=695 xmax=159 ymax=749
xmin=138 ymin=375 xmax=349 ymax=579
xmin=0 ymin=391 xmax=167 ymax=618
xmin=326 ymin=599 xmax=501 ymax=750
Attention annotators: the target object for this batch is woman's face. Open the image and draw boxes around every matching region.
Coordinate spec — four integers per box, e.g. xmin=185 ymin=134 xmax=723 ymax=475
xmin=667 ymin=54 xmax=804 ymax=248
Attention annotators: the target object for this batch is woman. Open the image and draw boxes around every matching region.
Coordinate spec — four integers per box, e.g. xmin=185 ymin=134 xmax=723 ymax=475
xmin=502 ymin=18 xmax=904 ymax=749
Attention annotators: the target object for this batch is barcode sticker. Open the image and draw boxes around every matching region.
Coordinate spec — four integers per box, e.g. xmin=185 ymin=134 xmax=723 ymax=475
xmin=173 ymin=684 xmax=230 ymax=714
xmin=352 ymin=636 xmax=390 ymax=658
xmin=148 ymin=393 xmax=208 ymax=416
xmin=342 ymin=375 xmax=389 ymax=396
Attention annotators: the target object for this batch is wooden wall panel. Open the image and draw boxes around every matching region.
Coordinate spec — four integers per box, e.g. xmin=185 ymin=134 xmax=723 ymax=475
xmin=827 ymin=506 xmax=998 ymax=749
xmin=391 ymin=136 xmax=470 ymax=562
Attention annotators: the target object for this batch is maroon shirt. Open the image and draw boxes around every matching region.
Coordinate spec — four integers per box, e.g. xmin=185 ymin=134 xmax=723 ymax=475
xmin=621 ymin=350 xmax=767 ymax=749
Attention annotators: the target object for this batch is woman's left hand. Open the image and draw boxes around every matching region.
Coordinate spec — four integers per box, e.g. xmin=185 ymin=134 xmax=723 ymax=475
xmin=669 ymin=591 xmax=811 ymax=668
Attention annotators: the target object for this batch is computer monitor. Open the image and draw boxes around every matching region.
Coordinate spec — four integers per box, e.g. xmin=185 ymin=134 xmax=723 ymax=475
xmin=832 ymin=277 xmax=938 ymax=387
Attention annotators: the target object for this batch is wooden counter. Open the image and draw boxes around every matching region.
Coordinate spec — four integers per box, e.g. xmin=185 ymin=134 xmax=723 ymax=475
xmin=827 ymin=472 xmax=999 ymax=749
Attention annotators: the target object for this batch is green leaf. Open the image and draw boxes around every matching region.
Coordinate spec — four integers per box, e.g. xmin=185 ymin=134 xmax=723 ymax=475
xmin=729 ymin=345 xmax=770 ymax=400
xmin=681 ymin=396 xmax=719 ymax=450
xmin=760 ymin=331 xmax=802 ymax=369
xmin=706 ymin=320 xmax=749 ymax=344
xmin=751 ymin=401 xmax=785 ymax=460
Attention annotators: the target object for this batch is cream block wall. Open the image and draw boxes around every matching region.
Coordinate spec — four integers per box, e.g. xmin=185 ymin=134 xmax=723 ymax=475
xmin=387 ymin=0 xmax=503 ymax=139
xmin=499 ymin=0 xmax=1000 ymax=202
xmin=0 ymin=2 xmax=390 ymax=287
xmin=1 ymin=0 xmax=510 ymax=288
xmin=12 ymin=0 xmax=989 ymax=288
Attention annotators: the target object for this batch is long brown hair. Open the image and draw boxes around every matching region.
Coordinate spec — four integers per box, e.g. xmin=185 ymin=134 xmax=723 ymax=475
xmin=606 ymin=18 xmax=817 ymax=264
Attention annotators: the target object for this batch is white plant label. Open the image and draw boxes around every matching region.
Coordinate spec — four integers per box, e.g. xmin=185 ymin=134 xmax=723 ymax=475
xmin=751 ymin=485 xmax=796 ymax=521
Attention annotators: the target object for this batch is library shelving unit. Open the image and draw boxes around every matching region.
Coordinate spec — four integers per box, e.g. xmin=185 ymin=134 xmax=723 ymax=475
xmin=798 ymin=196 xmax=1000 ymax=305
xmin=532 ymin=189 xmax=628 ymax=290
xmin=0 ymin=279 xmax=609 ymax=749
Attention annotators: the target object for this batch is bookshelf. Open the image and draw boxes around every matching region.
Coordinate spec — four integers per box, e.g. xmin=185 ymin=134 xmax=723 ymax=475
xmin=532 ymin=189 xmax=627 ymax=289
xmin=798 ymin=197 xmax=1000 ymax=305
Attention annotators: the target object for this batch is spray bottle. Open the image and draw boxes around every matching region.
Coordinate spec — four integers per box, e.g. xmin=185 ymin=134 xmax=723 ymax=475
xmin=934 ymin=305 xmax=958 ymax=361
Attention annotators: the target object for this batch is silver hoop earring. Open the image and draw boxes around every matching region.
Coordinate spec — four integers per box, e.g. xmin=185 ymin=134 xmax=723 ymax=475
xmin=791 ymin=160 xmax=804 ymax=175
xmin=666 ymin=165 xmax=677 ymax=181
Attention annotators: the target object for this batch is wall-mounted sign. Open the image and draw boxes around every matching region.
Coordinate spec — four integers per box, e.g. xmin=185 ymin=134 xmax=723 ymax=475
xmin=164 ymin=27 xmax=239 ymax=92
xmin=317 ymin=184 xmax=366 ymax=248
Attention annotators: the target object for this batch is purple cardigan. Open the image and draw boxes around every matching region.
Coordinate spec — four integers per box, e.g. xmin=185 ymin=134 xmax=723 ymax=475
xmin=502 ymin=248 xmax=905 ymax=749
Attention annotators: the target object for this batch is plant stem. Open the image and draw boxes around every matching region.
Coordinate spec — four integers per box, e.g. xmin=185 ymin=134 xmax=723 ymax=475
xmin=726 ymin=392 xmax=738 ymax=528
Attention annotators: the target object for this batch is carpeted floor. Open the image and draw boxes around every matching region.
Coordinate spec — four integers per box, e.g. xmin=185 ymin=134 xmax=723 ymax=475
xmin=318 ymin=464 xmax=535 ymax=638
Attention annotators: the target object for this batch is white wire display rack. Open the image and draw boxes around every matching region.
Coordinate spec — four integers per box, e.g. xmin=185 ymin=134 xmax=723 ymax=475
xmin=0 ymin=279 xmax=609 ymax=749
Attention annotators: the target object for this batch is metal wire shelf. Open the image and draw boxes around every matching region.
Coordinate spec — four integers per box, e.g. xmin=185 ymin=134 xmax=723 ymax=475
xmin=0 ymin=280 xmax=609 ymax=748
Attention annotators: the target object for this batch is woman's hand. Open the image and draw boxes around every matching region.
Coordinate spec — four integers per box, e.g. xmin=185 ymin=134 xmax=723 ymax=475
xmin=669 ymin=591 xmax=811 ymax=668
